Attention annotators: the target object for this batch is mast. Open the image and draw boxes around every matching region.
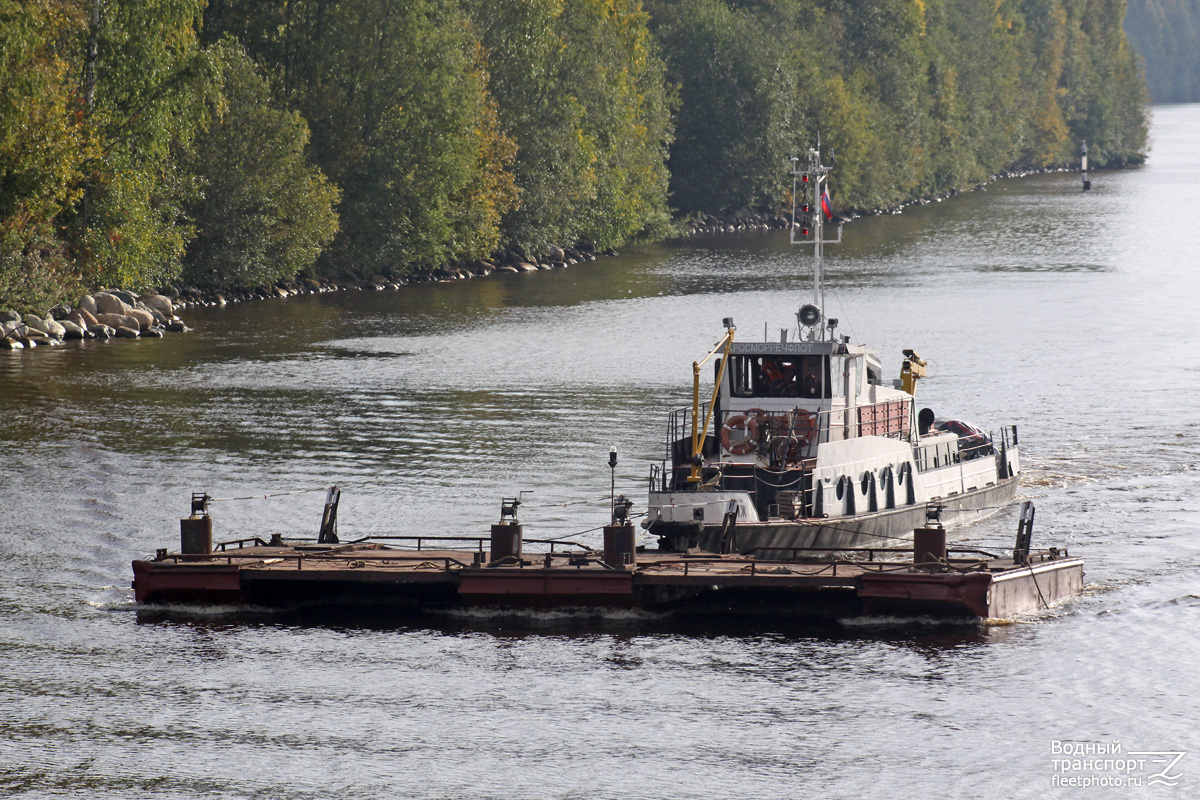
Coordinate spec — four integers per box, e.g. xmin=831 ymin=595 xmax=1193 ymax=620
xmin=789 ymin=146 xmax=842 ymax=341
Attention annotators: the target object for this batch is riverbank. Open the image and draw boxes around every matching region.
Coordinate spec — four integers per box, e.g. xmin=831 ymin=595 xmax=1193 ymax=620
xmin=130 ymin=244 xmax=606 ymax=311
xmin=683 ymin=163 xmax=1085 ymax=234
xmin=0 ymin=246 xmax=607 ymax=347
xmin=0 ymin=290 xmax=188 ymax=350
xmin=0 ymin=162 xmax=1091 ymax=349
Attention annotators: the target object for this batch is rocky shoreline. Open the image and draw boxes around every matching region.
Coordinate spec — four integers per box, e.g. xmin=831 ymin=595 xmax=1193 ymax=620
xmin=0 ymin=290 xmax=189 ymax=350
xmin=0 ymin=164 xmax=1084 ymax=352
xmin=0 ymin=246 xmax=608 ymax=349
xmin=158 ymin=244 xmax=608 ymax=310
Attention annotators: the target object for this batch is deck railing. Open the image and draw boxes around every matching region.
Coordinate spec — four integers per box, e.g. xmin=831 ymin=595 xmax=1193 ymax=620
xmin=664 ymin=399 xmax=913 ymax=473
xmin=653 ymin=403 xmax=1019 ymax=518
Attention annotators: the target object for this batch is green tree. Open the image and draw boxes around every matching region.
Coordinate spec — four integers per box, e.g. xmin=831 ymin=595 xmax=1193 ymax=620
xmin=206 ymin=0 xmax=517 ymax=278
xmin=648 ymin=0 xmax=808 ymax=213
xmin=1054 ymin=0 xmax=1148 ymax=166
xmin=1125 ymin=0 xmax=1200 ymax=101
xmin=70 ymin=0 xmax=221 ymax=290
xmin=178 ymin=44 xmax=339 ymax=289
xmin=646 ymin=0 xmax=1146 ymax=216
xmin=0 ymin=0 xmax=90 ymax=309
xmin=463 ymin=0 xmax=674 ymax=252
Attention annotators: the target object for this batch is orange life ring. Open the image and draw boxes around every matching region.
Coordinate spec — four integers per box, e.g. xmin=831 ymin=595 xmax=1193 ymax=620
xmin=788 ymin=409 xmax=817 ymax=444
xmin=721 ymin=410 xmax=763 ymax=455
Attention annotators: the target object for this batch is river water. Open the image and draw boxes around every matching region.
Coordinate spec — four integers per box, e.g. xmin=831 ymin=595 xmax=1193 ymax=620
xmin=2 ymin=105 xmax=1198 ymax=799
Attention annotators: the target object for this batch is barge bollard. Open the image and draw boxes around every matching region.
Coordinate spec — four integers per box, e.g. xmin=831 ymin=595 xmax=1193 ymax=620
xmin=180 ymin=515 xmax=212 ymax=555
xmin=490 ymin=496 xmax=524 ymax=562
xmin=490 ymin=522 xmax=523 ymax=562
xmin=603 ymin=524 xmax=637 ymax=569
xmin=913 ymin=527 xmax=946 ymax=569
xmin=180 ymin=491 xmax=213 ymax=555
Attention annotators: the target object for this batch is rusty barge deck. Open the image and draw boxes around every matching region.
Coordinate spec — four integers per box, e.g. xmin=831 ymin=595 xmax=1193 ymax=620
xmin=132 ymin=531 xmax=1082 ymax=621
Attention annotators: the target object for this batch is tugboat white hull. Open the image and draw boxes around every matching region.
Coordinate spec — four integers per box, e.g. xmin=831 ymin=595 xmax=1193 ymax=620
xmin=649 ymin=475 xmax=1018 ymax=556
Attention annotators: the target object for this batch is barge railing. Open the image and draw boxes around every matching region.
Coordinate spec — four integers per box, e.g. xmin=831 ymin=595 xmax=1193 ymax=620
xmin=175 ymin=535 xmax=596 ymax=564
xmin=744 ymin=545 xmax=1004 ymax=561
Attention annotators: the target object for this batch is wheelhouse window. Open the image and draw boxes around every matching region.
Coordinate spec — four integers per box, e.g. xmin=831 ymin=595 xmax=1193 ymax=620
xmin=830 ymin=356 xmax=845 ymax=398
xmin=729 ymin=355 xmax=829 ymax=398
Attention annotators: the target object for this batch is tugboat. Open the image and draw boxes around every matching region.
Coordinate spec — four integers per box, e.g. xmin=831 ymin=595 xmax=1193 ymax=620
xmin=645 ymin=147 xmax=1020 ymax=555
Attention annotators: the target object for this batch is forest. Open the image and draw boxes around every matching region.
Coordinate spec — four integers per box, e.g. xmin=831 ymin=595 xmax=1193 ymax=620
xmin=1124 ymin=0 xmax=1200 ymax=102
xmin=1 ymin=0 xmax=1149 ymax=310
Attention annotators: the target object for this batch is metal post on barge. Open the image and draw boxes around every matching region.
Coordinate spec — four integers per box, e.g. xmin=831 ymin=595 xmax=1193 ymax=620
xmin=318 ymin=485 xmax=341 ymax=543
xmin=912 ymin=526 xmax=948 ymax=570
xmin=179 ymin=492 xmax=213 ymax=555
xmin=603 ymin=495 xmax=637 ymax=569
xmin=490 ymin=497 xmax=524 ymax=563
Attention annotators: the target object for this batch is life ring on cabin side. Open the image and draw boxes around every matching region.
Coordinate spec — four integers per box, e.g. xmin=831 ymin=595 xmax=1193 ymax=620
xmin=721 ymin=410 xmax=764 ymax=455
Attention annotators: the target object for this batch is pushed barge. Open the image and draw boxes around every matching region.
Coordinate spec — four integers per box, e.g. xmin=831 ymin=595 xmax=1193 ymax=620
xmin=132 ymin=495 xmax=1080 ymax=620
xmin=645 ymin=146 xmax=1019 ymax=555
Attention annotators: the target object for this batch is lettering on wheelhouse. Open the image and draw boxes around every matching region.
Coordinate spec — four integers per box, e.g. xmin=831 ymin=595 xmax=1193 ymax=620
xmin=729 ymin=342 xmax=829 ymax=355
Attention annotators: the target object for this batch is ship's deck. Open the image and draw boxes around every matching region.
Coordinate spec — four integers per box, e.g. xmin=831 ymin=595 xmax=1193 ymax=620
xmin=133 ymin=537 xmax=1081 ymax=619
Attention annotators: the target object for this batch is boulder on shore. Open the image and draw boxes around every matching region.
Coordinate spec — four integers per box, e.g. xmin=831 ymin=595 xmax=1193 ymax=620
xmin=126 ymin=308 xmax=155 ymax=331
xmin=114 ymin=325 xmax=140 ymax=338
xmin=58 ymin=320 xmax=85 ymax=340
xmin=96 ymin=312 xmax=140 ymax=330
xmin=141 ymin=294 xmax=173 ymax=316
xmin=107 ymin=288 xmax=138 ymax=306
xmin=22 ymin=314 xmax=50 ymax=335
xmin=70 ymin=308 xmax=100 ymax=330
xmin=94 ymin=292 xmax=131 ymax=316
xmin=42 ymin=319 xmax=66 ymax=339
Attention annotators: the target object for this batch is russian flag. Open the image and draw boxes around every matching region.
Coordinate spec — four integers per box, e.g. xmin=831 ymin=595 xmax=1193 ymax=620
xmin=820 ymin=187 xmax=833 ymax=219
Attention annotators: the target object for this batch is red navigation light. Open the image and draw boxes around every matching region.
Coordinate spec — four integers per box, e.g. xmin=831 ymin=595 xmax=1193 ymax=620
xmin=800 ymin=202 xmax=811 ymax=213
xmin=801 ymin=173 xmax=810 ymax=183
xmin=801 ymin=226 xmax=810 ymax=236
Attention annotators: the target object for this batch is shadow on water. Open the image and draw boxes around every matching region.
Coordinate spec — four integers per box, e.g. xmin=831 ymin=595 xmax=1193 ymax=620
xmin=132 ymin=598 xmax=1008 ymax=650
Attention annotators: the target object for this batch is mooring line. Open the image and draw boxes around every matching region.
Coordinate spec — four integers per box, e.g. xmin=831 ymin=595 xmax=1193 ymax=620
xmin=541 ymin=512 xmax=649 ymax=541
xmin=207 ymin=487 xmax=332 ymax=503
xmin=1028 ymin=562 xmax=1050 ymax=609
